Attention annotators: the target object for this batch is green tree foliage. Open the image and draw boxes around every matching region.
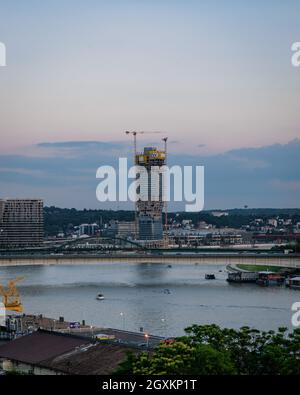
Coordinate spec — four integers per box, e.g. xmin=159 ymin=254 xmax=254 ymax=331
xmin=116 ymin=325 xmax=300 ymax=375
xmin=44 ymin=206 xmax=300 ymax=236
xmin=44 ymin=206 xmax=134 ymax=236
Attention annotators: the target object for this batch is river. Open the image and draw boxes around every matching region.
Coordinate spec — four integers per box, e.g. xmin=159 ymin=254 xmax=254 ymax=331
xmin=0 ymin=261 xmax=299 ymax=336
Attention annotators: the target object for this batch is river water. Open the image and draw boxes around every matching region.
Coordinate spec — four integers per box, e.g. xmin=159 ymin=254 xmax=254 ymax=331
xmin=0 ymin=262 xmax=299 ymax=336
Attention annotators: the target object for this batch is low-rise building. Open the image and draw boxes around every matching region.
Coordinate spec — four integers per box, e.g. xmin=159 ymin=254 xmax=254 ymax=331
xmin=78 ymin=223 xmax=99 ymax=237
xmin=103 ymin=220 xmax=136 ymax=240
xmin=211 ymin=211 xmax=229 ymax=217
xmin=116 ymin=221 xmax=136 ymax=239
xmin=267 ymin=219 xmax=278 ymax=227
xmin=0 ymin=329 xmax=140 ymax=375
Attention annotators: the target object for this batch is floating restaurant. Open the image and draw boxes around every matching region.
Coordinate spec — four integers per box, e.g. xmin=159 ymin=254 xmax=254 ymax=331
xmin=286 ymin=276 xmax=300 ymax=290
xmin=256 ymin=272 xmax=285 ymax=286
xmin=227 ymin=271 xmax=258 ymax=283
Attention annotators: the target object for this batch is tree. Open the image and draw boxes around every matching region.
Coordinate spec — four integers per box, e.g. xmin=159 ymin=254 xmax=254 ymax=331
xmin=130 ymin=341 xmax=236 ymax=375
xmin=115 ymin=325 xmax=300 ymax=375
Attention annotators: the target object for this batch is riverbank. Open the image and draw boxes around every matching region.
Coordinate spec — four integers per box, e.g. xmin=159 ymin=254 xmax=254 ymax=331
xmin=236 ymin=264 xmax=292 ymax=272
xmin=0 ymin=252 xmax=300 ymax=269
xmin=227 ymin=263 xmax=295 ymax=273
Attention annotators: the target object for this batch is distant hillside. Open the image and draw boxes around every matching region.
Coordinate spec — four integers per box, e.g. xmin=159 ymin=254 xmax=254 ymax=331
xmin=44 ymin=206 xmax=300 ymax=236
xmin=217 ymin=208 xmax=300 ymax=216
xmin=44 ymin=206 xmax=135 ymax=236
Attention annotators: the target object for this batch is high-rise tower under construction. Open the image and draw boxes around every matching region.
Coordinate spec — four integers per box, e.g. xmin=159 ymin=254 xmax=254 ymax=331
xmin=135 ymin=147 xmax=166 ymax=242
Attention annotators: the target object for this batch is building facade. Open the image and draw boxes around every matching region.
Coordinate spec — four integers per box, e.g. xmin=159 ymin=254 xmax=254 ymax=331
xmin=0 ymin=199 xmax=44 ymax=248
xmin=116 ymin=221 xmax=136 ymax=239
xmin=78 ymin=223 xmax=99 ymax=237
xmin=135 ymin=147 xmax=165 ymax=242
xmin=103 ymin=220 xmax=136 ymax=240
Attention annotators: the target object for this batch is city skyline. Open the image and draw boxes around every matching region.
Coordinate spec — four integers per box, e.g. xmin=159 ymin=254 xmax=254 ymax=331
xmin=1 ymin=1 xmax=300 ymax=381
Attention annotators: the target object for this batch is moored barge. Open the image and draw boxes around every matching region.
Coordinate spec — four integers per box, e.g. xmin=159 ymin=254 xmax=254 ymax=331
xmin=286 ymin=276 xmax=300 ymax=290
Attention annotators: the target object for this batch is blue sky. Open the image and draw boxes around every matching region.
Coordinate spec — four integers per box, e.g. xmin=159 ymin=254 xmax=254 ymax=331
xmin=0 ymin=1 xmax=299 ymax=208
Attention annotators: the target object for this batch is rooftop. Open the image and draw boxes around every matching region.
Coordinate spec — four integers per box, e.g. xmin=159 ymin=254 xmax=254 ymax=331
xmin=0 ymin=329 xmax=90 ymax=365
xmin=43 ymin=342 xmax=140 ymax=375
xmin=0 ymin=329 xmax=142 ymax=375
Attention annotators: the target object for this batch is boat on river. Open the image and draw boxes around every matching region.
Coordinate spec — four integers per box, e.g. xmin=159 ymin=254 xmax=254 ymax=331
xmin=205 ymin=274 xmax=216 ymax=280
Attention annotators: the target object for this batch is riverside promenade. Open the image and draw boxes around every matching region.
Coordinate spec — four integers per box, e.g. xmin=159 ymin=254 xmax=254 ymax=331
xmin=5 ymin=314 xmax=163 ymax=348
xmin=0 ymin=252 xmax=300 ymax=269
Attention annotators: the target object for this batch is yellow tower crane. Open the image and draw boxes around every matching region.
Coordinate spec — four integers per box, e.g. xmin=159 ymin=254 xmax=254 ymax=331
xmin=125 ymin=131 xmax=164 ymax=163
xmin=0 ymin=276 xmax=24 ymax=313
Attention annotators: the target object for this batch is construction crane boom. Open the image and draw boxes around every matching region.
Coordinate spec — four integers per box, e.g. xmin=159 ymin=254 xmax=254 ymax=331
xmin=125 ymin=131 xmax=164 ymax=163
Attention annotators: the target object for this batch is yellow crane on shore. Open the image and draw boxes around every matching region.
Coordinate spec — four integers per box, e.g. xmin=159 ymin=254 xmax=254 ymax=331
xmin=0 ymin=276 xmax=24 ymax=312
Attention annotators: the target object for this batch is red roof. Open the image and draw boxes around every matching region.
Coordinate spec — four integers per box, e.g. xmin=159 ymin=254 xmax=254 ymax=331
xmin=0 ymin=329 xmax=90 ymax=364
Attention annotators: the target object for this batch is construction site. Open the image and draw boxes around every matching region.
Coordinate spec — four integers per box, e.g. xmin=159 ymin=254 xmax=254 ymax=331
xmin=125 ymin=131 xmax=168 ymax=248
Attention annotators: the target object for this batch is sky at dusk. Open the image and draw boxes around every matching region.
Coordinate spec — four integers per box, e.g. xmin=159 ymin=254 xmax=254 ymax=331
xmin=0 ymin=1 xmax=299 ymax=208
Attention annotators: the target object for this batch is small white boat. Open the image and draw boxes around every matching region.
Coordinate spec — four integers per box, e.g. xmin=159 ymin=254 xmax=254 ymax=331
xmin=96 ymin=293 xmax=104 ymax=300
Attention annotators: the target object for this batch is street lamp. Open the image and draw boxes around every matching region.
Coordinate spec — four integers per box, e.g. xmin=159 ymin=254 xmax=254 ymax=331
xmin=120 ymin=312 xmax=125 ymax=330
xmin=145 ymin=333 xmax=149 ymax=348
